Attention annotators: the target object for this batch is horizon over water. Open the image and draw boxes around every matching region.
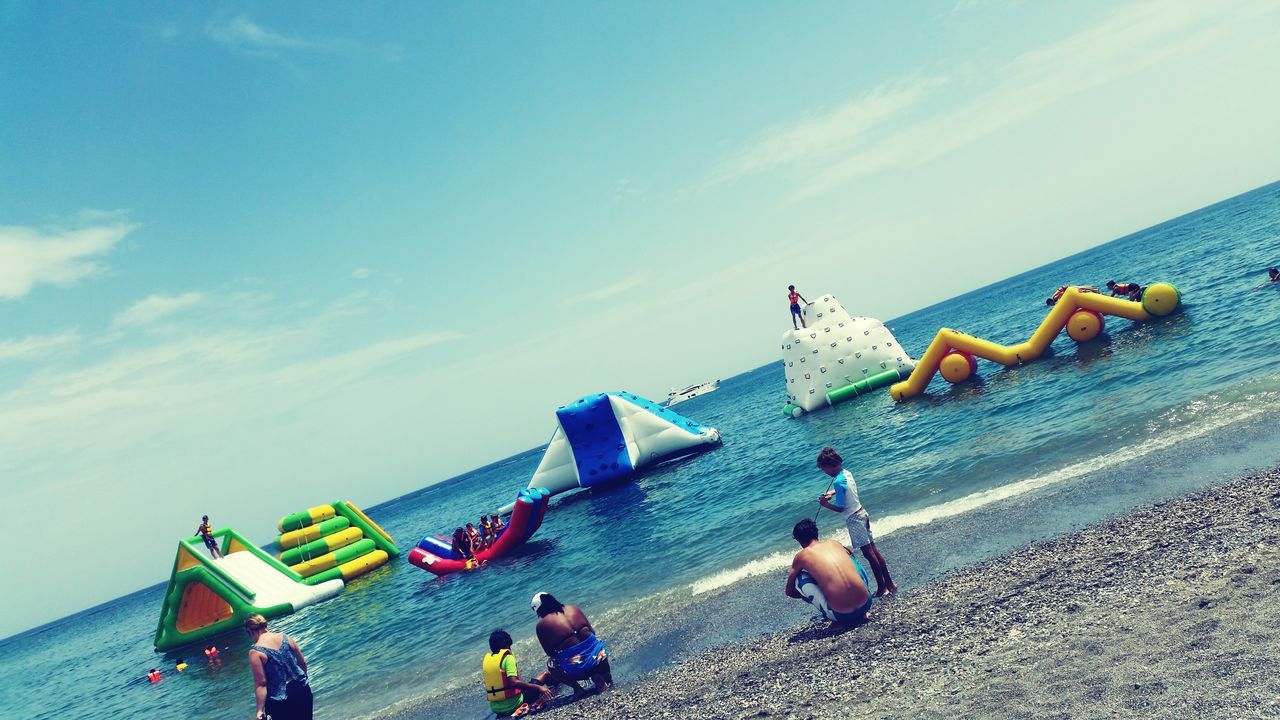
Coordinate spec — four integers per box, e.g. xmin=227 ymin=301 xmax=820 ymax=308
xmin=3 ymin=181 xmax=1280 ymax=719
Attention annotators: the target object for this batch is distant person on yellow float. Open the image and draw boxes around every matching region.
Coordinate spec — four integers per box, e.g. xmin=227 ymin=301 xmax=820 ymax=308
xmin=1046 ymin=285 xmax=1100 ymax=306
xmin=196 ymin=515 xmax=223 ymax=559
xmin=815 ymin=446 xmax=897 ymax=596
xmin=1105 ymin=280 xmax=1144 ymax=300
xmin=788 ymin=285 xmax=810 ymax=330
xmin=1254 ymin=267 xmax=1279 ymax=289
xmin=482 ymin=629 xmax=553 ymax=717
xmin=175 ymin=658 xmax=188 ymax=672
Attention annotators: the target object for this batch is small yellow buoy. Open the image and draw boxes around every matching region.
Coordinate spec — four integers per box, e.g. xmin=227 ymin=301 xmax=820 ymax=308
xmin=1141 ymin=282 xmax=1181 ymax=317
xmin=939 ymin=350 xmax=976 ymax=383
xmin=1066 ymin=309 xmax=1104 ymax=342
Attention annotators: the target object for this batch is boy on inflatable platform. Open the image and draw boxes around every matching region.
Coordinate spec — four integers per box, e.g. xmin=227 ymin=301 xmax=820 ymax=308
xmin=787 ymin=285 xmax=810 ymax=330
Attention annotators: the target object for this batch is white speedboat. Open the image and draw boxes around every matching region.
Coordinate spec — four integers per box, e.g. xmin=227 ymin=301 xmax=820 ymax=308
xmin=665 ymin=380 xmax=719 ymax=406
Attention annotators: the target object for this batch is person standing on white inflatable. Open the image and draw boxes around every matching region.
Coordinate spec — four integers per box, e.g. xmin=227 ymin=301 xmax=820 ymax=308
xmin=787 ymin=285 xmax=811 ymax=330
xmin=815 ymin=446 xmax=897 ymax=596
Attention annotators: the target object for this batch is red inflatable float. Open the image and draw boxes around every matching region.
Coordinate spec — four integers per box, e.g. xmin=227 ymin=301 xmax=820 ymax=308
xmin=407 ymin=487 xmax=550 ymax=576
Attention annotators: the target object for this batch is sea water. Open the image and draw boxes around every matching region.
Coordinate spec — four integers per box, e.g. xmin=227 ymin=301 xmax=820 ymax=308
xmin=3 ymin=182 xmax=1279 ymax=719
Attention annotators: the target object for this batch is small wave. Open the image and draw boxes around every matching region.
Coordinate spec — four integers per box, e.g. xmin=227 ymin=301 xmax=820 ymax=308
xmin=691 ymin=390 xmax=1280 ymax=596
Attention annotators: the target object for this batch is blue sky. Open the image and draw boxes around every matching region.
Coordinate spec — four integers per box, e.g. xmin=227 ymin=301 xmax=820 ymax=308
xmin=2 ymin=1 xmax=1279 ymax=637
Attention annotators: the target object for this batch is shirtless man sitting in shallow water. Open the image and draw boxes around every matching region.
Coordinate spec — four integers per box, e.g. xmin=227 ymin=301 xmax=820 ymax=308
xmin=784 ymin=519 xmax=873 ymax=626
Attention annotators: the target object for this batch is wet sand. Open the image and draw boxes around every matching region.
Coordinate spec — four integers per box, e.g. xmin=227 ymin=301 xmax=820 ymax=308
xmin=540 ymin=469 xmax=1280 ymax=719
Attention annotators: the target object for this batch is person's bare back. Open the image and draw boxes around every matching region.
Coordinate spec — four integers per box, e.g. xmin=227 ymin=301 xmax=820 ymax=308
xmin=536 ymin=604 xmax=593 ymax=652
xmin=792 ymin=539 xmax=870 ymax=614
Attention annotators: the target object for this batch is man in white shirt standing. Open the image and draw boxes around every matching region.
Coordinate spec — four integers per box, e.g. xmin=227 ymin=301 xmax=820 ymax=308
xmin=816 ymin=446 xmax=897 ymax=596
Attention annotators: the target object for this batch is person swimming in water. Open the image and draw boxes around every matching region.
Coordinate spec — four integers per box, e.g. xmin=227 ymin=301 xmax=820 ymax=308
xmin=533 ymin=592 xmax=612 ymax=693
xmin=785 ymin=518 xmax=873 ymax=626
xmin=787 ymin=285 xmax=810 ymax=330
xmin=1254 ymin=267 xmax=1280 ymax=289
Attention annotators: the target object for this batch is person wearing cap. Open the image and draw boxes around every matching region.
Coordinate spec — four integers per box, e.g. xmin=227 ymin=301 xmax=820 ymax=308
xmin=532 ymin=592 xmax=612 ymax=692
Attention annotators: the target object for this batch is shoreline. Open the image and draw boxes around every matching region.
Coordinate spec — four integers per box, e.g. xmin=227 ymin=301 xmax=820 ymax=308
xmin=539 ymin=468 xmax=1280 ymax=719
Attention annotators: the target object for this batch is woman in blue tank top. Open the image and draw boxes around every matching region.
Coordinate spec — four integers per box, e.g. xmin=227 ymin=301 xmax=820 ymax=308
xmin=245 ymin=614 xmax=313 ymax=720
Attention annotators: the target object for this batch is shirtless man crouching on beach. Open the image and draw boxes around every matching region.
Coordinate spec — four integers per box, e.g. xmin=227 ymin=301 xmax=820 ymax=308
xmin=533 ymin=592 xmax=612 ymax=695
xmin=785 ymin=519 xmax=873 ymax=626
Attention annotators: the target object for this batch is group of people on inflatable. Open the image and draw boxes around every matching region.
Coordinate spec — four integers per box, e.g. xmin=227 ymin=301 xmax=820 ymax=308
xmin=482 ymin=592 xmax=613 ymax=717
xmin=1045 ymin=279 xmax=1146 ymax=306
xmin=451 ymin=514 xmax=506 ymax=560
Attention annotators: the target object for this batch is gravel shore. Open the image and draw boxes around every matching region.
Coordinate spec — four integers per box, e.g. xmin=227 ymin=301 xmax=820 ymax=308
xmin=539 ymin=468 xmax=1280 ymax=720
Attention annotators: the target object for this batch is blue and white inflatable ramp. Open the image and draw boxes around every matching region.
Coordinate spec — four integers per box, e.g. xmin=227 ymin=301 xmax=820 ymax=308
xmin=499 ymin=392 xmax=720 ymax=513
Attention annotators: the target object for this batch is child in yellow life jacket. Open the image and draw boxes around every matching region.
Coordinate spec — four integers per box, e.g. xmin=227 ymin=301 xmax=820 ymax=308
xmin=483 ymin=630 xmax=553 ymax=717
xmin=196 ymin=515 xmax=223 ymax=559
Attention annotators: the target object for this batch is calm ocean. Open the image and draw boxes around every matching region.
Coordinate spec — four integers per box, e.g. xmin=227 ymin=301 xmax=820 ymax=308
xmin=3 ymin=183 xmax=1280 ymax=720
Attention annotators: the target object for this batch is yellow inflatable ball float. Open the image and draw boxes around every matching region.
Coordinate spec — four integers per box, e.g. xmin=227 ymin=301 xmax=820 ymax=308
xmin=1066 ymin=309 xmax=1105 ymax=342
xmin=1141 ymin=283 xmax=1181 ymax=317
xmin=939 ymin=350 xmax=977 ymax=383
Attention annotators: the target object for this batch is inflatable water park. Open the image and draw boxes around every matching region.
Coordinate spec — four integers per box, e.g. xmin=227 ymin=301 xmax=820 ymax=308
xmin=154 ymin=502 xmax=397 ymax=652
xmin=889 ymin=283 xmax=1181 ymax=400
xmin=408 ymin=391 xmax=721 ymax=576
xmin=781 ymin=295 xmax=916 ymax=417
xmin=154 ymin=527 xmax=343 ymax=652
xmin=780 ymin=284 xmax=1181 ymax=411
xmin=276 ymin=501 xmax=400 ymax=584
xmin=408 ymin=487 xmax=550 ymax=575
xmin=503 ymin=392 xmax=721 ymax=512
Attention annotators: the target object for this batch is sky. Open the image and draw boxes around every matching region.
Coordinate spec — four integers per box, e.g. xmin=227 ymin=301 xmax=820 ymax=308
xmin=2 ymin=0 xmax=1279 ymax=638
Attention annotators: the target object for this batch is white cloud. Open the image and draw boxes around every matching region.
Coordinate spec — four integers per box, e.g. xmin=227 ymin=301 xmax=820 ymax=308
xmin=207 ymin=15 xmax=309 ymax=50
xmin=705 ymin=1 xmax=1277 ymax=202
xmin=792 ymin=0 xmax=1275 ymax=199
xmin=0 ymin=221 xmax=135 ymax=299
xmin=705 ymin=76 xmax=946 ymax=187
xmin=0 ymin=330 xmax=79 ymax=362
xmin=351 ymin=267 xmax=373 ymax=279
xmin=114 ymin=292 xmax=205 ymax=327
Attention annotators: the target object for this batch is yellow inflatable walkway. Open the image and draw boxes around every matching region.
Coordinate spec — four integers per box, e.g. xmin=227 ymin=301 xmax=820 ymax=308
xmin=890 ymin=283 xmax=1180 ymax=401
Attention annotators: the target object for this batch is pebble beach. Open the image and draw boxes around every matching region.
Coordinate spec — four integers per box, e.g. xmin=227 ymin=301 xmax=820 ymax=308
xmin=541 ymin=468 xmax=1280 ymax=720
